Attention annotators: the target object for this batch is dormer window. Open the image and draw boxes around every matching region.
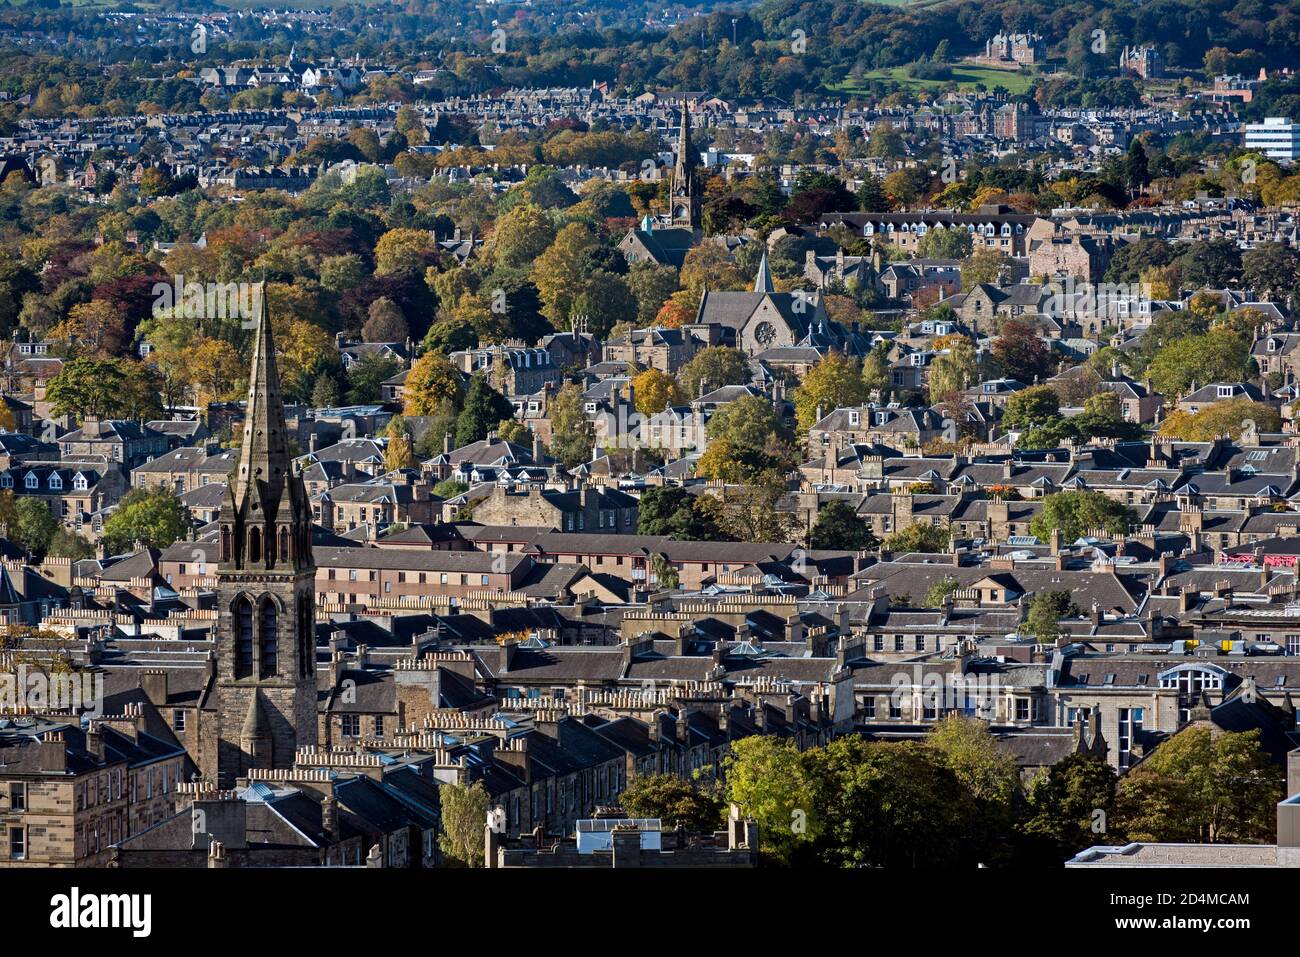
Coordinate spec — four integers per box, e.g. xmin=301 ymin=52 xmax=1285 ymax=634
xmin=48 ymin=474 xmax=62 ymax=490
xmin=0 ymin=474 xmax=10 ymax=489
xmin=74 ymin=475 xmax=88 ymax=490
xmin=1217 ymin=385 xmax=1233 ymax=398
xmin=24 ymin=473 xmax=37 ymax=489
xmin=1268 ymin=339 xmax=1278 ymax=352
xmin=848 ymin=410 xmax=860 ymax=426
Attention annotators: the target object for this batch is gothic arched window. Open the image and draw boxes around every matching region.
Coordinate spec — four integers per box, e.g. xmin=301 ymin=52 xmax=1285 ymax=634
xmin=260 ymin=599 xmax=278 ymax=678
xmin=279 ymin=526 xmax=290 ymax=563
xmin=248 ymin=527 xmax=262 ymax=565
xmin=220 ymin=525 xmax=231 ymax=563
xmin=234 ymin=596 xmax=253 ymax=679
xmin=298 ymin=594 xmax=313 ymax=679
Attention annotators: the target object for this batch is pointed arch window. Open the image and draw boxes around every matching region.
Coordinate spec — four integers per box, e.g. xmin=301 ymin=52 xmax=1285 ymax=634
xmin=260 ymin=599 xmax=278 ymax=678
xmin=234 ymin=596 xmax=254 ymax=679
xmin=248 ymin=526 xmax=262 ymax=565
xmin=279 ymin=526 xmax=290 ymax=563
xmin=298 ymin=594 xmax=313 ymax=679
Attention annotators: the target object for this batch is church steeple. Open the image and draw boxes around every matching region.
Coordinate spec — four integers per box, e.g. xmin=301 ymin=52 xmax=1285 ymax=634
xmin=222 ymin=285 xmax=312 ymax=573
xmin=669 ymin=104 xmax=701 ymax=232
xmin=754 ymin=248 xmax=774 ymax=294
xmin=210 ymin=285 xmax=318 ymax=788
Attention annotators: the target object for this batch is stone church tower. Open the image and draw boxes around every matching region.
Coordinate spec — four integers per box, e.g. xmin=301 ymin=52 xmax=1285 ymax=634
xmin=669 ymin=104 xmax=701 ymax=233
xmin=210 ymin=288 xmax=317 ymax=786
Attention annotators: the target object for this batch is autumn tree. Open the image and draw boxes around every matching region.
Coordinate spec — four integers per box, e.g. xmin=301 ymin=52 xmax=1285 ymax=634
xmin=531 ymin=221 xmax=597 ymax=325
xmin=384 ymin=416 xmax=416 ymax=471
xmin=362 ymin=297 xmax=409 ymax=343
xmin=374 ymin=227 xmax=439 ymax=277
xmin=1157 ymin=398 xmax=1280 ymax=441
xmin=402 ymin=352 xmax=464 ymax=417
xmin=793 ymin=352 xmax=870 ymax=431
xmin=631 ymin=368 xmax=682 ymax=415
xmin=492 ymin=203 xmax=557 ymax=270
xmin=990 ymin=319 xmax=1050 ymax=383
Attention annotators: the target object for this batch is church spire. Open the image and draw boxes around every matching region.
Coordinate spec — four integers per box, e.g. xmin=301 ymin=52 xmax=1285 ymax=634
xmin=232 ymin=284 xmax=291 ymax=516
xmin=220 ymin=284 xmax=312 ymax=575
xmin=754 ymin=248 xmax=774 ymax=294
xmin=670 ymin=103 xmax=700 ymax=231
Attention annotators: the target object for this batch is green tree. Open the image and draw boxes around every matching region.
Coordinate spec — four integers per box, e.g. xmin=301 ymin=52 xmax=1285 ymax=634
xmin=1145 ymin=329 xmax=1253 ymax=398
xmin=917 ymin=225 xmax=973 ymax=259
xmin=619 ymin=773 xmax=725 ymax=833
xmin=626 ymin=261 xmax=680 ymax=326
xmin=650 ymin=553 xmax=679 ymax=590
xmin=47 ymin=528 xmax=95 ymax=561
xmin=1116 ymin=728 xmax=1281 ymax=845
xmin=1029 ymin=491 xmax=1136 ymax=544
xmin=927 ymin=715 xmax=1019 ymax=810
xmin=637 ymin=486 xmax=724 ymax=541
xmin=431 ymin=479 xmax=469 ymax=499
xmin=345 ymin=353 xmax=403 ymax=406
xmin=438 ymin=780 xmax=491 ymax=867
xmin=861 ymin=342 xmax=891 ymax=398
xmin=311 ymin=374 xmax=341 ymax=408
xmin=1002 ymin=385 xmax=1060 ymax=431
xmin=101 ymin=486 xmax=188 ymax=555
xmin=803 ymin=736 xmax=988 ymax=868
xmin=882 ymin=521 xmax=949 ymax=554
xmin=1242 ymin=242 xmax=1300 ymax=302
xmin=548 ymin=381 xmax=594 ymax=469
xmin=46 ymin=358 xmax=129 ymax=420
xmin=1024 ymin=590 xmax=1083 ymax=642
xmin=809 ymin=500 xmax=878 ymax=550
xmin=705 ymin=395 xmax=785 ymax=451
xmin=723 ymin=735 xmax=817 ymax=865
xmin=921 ymin=576 xmax=960 ymax=608
xmin=1018 ymin=753 xmax=1117 ymax=864
xmin=678 ymin=346 xmax=751 ymax=399
xmin=455 ymin=375 xmax=514 ymax=447
xmin=1176 ymin=239 xmax=1242 ymax=289
xmin=1070 ymin=391 xmax=1142 ymax=441
xmin=11 ymin=498 xmax=59 ymax=557
xmin=928 ymin=336 xmax=978 ymax=404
